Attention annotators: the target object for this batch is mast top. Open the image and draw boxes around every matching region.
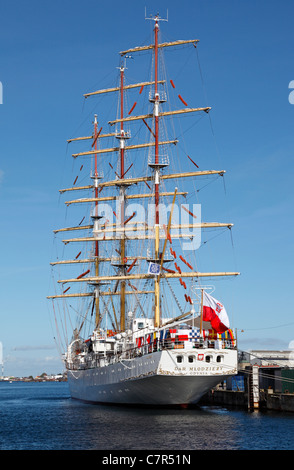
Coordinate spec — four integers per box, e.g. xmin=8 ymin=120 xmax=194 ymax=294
xmin=145 ymin=10 xmax=168 ymax=23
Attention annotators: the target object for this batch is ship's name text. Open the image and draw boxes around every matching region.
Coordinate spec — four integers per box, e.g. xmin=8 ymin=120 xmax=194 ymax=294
xmin=176 ymin=365 xmax=223 ymax=372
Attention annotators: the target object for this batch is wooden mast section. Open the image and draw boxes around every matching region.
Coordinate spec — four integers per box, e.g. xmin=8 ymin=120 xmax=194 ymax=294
xmin=84 ymin=80 xmax=165 ymax=99
xmin=57 ymin=271 xmax=240 ymax=285
xmin=108 ymin=107 xmax=210 ymax=127
xmin=60 ymin=223 xmax=233 ymax=243
xmin=120 ymin=39 xmax=199 ymax=56
xmin=59 ymin=170 xmax=225 ymax=194
xmin=71 ymin=139 xmax=178 ymax=158
xmin=54 ymin=222 xmax=233 ymax=235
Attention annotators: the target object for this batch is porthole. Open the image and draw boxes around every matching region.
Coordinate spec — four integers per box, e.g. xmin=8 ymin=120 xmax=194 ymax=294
xmin=177 ymin=355 xmax=183 ymax=363
xmin=188 ymin=356 xmax=195 ymax=363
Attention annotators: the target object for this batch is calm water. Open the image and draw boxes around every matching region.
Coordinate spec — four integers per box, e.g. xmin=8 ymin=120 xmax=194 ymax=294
xmin=0 ymin=381 xmax=293 ymax=450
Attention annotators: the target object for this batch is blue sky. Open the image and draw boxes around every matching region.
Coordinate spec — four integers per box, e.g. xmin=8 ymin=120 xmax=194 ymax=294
xmin=0 ymin=0 xmax=294 ymax=377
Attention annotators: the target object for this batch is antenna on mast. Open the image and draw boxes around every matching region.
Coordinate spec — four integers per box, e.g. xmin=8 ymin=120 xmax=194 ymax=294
xmin=144 ymin=8 xmax=168 ymax=22
xmin=118 ymin=54 xmax=133 ymax=72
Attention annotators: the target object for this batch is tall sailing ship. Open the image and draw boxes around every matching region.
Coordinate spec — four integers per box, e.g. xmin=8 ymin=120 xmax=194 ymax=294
xmin=48 ymin=14 xmax=239 ymax=406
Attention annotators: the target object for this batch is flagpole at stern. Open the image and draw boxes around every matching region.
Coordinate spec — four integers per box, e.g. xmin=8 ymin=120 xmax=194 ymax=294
xmin=200 ymin=288 xmax=204 ymax=335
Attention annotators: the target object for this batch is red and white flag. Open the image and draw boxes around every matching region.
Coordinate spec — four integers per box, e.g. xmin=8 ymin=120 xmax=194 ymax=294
xmin=169 ymin=329 xmax=177 ymax=342
xmin=177 ymin=329 xmax=190 ymax=341
xmin=202 ymin=291 xmax=230 ymax=333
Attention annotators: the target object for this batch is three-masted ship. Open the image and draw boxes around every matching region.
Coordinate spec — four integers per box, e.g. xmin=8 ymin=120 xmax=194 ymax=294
xmin=48 ymin=14 xmax=239 ymax=406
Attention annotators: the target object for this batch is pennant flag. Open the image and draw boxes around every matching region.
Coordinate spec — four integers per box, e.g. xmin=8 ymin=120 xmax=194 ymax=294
xmin=208 ymin=329 xmax=217 ymax=340
xmin=159 ymin=330 xmax=168 ymax=341
xmin=224 ymin=329 xmax=235 ymax=346
xmin=189 ymin=328 xmax=201 ymax=340
xmin=177 ymin=329 xmax=190 ymax=341
xmin=202 ymin=329 xmax=216 ymax=340
xmin=221 ymin=330 xmax=234 ymax=341
xmin=136 ymin=337 xmax=144 ymax=347
xmin=146 ymin=334 xmax=151 ymax=344
xmin=148 ymin=262 xmax=160 ymax=275
xmin=202 ymin=329 xmax=208 ymax=339
xmin=169 ymin=328 xmax=177 ymax=342
xmin=202 ymin=291 xmax=230 ymax=333
xmin=177 ymin=334 xmax=189 ymax=341
xmin=228 ymin=329 xmax=234 ymax=341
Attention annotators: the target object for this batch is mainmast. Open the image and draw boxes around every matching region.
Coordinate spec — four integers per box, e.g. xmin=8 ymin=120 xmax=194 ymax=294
xmin=118 ymin=61 xmax=127 ymax=331
xmin=150 ymin=14 xmax=167 ymax=327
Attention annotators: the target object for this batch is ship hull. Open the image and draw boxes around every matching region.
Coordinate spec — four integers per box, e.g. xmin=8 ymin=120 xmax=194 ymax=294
xmin=67 ymin=348 xmax=237 ymax=406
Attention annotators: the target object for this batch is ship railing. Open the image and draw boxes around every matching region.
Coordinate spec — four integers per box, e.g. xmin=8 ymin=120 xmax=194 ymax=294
xmin=148 ymin=154 xmax=169 ymax=168
xmin=148 ymin=90 xmax=167 ymax=103
xmin=66 ymin=336 xmax=236 ymax=370
xmin=120 ymin=337 xmax=236 ymax=360
xmin=115 ymin=130 xmax=131 ymax=140
xmin=155 ymin=337 xmax=235 ymax=352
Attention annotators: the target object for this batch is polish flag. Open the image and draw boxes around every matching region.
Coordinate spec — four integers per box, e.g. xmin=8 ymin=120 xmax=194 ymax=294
xmin=202 ymin=291 xmax=230 ymax=333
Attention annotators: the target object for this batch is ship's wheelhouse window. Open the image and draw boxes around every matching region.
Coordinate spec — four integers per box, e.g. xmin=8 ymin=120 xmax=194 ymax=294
xmin=188 ymin=356 xmax=195 ymax=363
xmin=176 ymin=355 xmax=183 ymax=363
xmin=138 ymin=322 xmax=144 ymax=329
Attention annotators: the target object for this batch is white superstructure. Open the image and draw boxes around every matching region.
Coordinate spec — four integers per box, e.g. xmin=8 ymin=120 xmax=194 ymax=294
xmin=66 ymin=319 xmax=237 ymax=405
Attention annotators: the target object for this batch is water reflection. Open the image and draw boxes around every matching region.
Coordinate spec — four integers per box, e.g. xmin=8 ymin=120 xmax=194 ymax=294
xmin=0 ymin=382 xmax=293 ymax=450
xmin=62 ymin=402 xmax=241 ymax=450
